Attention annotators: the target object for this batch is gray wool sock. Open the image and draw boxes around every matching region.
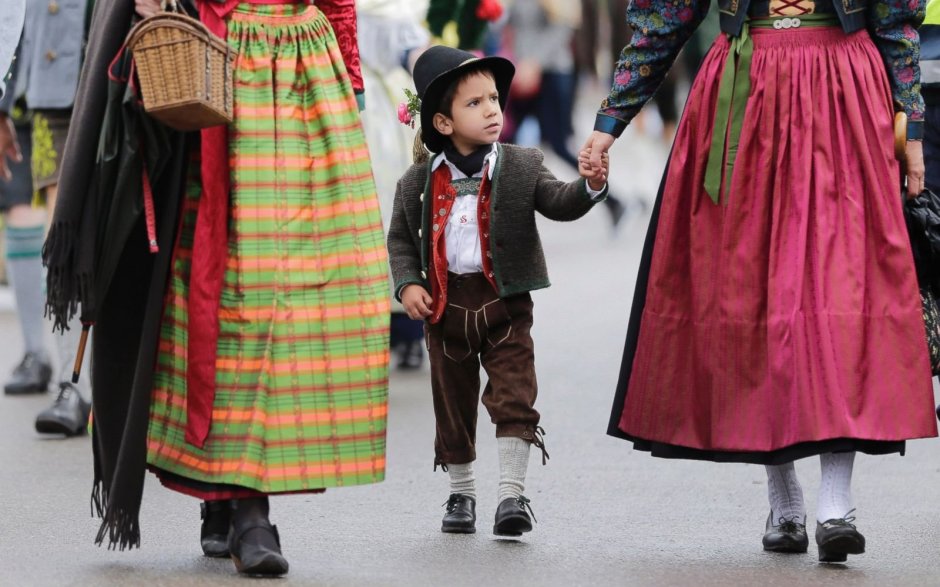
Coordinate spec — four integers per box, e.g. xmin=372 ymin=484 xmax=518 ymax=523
xmin=497 ymin=436 xmax=531 ymax=503
xmin=765 ymin=462 xmax=805 ymax=522
xmin=447 ymin=462 xmax=476 ymax=500
xmin=6 ymin=225 xmax=49 ymax=359
xmin=817 ymin=452 xmax=855 ymax=523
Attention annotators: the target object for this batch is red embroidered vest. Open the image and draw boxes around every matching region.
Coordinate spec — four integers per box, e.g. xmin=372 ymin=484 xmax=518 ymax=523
xmin=428 ymin=163 xmax=498 ymax=323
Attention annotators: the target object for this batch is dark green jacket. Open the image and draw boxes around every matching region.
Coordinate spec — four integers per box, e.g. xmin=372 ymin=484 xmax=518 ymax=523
xmin=387 ymin=143 xmax=607 ymax=300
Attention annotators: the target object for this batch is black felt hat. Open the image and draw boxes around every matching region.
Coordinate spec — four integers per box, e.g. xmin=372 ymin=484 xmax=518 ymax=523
xmin=413 ymin=45 xmax=515 ymax=153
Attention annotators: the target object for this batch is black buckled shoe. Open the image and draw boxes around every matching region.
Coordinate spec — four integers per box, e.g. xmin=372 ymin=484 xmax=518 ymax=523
xmin=493 ymin=495 xmax=536 ymax=537
xmin=200 ymin=500 xmax=232 ymax=558
xmin=441 ymin=494 xmax=476 ymax=534
xmin=4 ymin=353 xmax=52 ymax=395
xmin=228 ymin=519 xmax=289 ymax=576
xmin=34 ymin=382 xmax=90 ymax=436
xmin=762 ymin=512 xmax=808 ymax=553
xmin=816 ymin=510 xmax=865 ymax=563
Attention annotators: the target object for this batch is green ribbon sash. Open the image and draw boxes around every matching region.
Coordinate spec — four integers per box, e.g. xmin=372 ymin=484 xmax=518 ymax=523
xmin=703 ymin=14 xmax=840 ymax=204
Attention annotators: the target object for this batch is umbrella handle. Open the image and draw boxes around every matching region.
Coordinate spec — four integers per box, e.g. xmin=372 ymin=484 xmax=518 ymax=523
xmin=71 ymin=324 xmax=92 ymax=384
xmin=895 ymin=111 xmax=908 ymax=175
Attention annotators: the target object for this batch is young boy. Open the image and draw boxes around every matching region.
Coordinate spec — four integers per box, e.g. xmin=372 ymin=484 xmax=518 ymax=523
xmin=387 ymin=45 xmax=608 ymax=537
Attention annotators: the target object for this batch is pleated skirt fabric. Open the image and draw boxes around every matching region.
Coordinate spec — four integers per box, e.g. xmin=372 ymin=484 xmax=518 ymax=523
xmin=611 ymin=26 xmax=938 ymax=463
xmin=146 ymin=4 xmax=390 ymax=497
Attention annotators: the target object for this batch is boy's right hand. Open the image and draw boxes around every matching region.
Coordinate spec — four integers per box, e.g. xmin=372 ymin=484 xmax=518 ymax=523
xmin=401 ymin=284 xmax=433 ymax=320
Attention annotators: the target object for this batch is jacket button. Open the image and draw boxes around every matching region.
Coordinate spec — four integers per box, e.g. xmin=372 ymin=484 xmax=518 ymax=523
xmin=45 ymin=50 xmax=57 ymax=62
xmin=48 ymin=1 xmax=59 ymax=14
xmin=438 ymin=209 xmax=446 ymax=217
xmin=432 ymin=223 xmax=439 ymax=231
xmin=418 ymin=228 xmax=422 ymax=238
xmin=421 ymin=270 xmax=427 ymax=279
xmin=419 ymin=192 xmax=424 ymax=202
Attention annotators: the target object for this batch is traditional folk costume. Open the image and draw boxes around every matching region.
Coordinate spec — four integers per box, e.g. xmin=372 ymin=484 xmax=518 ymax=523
xmin=44 ymin=0 xmax=388 ymax=575
xmin=598 ymin=0 xmax=938 ymax=562
xmin=387 ymin=45 xmax=606 ymax=537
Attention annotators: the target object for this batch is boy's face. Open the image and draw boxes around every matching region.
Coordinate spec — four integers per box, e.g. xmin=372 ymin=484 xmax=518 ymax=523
xmin=433 ymin=72 xmax=503 ymax=155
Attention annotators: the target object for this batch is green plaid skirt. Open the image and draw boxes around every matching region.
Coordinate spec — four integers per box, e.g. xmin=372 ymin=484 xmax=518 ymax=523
xmin=146 ymin=4 xmax=390 ymax=496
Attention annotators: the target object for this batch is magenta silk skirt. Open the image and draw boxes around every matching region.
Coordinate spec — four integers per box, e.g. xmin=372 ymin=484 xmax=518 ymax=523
xmin=609 ymin=26 xmax=938 ymax=463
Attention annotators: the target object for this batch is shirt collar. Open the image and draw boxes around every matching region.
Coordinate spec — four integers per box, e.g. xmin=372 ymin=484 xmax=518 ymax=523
xmin=431 ymin=143 xmax=498 ymax=180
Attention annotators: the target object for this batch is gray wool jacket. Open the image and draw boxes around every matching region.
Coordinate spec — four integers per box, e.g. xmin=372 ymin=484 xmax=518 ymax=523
xmin=387 ymin=143 xmax=607 ymax=301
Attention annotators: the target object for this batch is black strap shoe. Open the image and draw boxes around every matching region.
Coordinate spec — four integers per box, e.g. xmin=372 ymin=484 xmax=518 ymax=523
xmin=4 ymin=353 xmax=52 ymax=395
xmin=441 ymin=494 xmax=476 ymax=534
xmin=762 ymin=511 xmax=808 ymax=553
xmin=34 ymin=382 xmax=90 ymax=436
xmin=228 ymin=519 xmax=289 ymax=576
xmin=816 ymin=509 xmax=865 ymax=563
xmin=493 ymin=495 xmax=535 ymax=537
xmin=200 ymin=500 xmax=232 ymax=558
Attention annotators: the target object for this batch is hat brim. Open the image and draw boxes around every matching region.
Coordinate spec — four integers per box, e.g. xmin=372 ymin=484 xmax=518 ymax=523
xmin=419 ymin=56 xmax=515 ymax=154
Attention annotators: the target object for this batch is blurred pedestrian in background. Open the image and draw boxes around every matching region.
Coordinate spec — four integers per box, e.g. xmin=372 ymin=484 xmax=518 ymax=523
xmin=358 ymin=0 xmax=430 ymax=370
xmin=502 ymin=0 xmax=630 ymax=229
xmin=1 ymin=0 xmax=92 ymax=438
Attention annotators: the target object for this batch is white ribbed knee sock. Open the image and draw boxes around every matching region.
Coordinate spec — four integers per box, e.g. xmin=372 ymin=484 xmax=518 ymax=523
xmin=765 ymin=461 xmax=805 ymax=522
xmin=497 ymin=437 xmax=530 ymax=503
xmin=817 ymin=452 xmax=855 ymax=523
xmin=447 ymin=462 xmax=476 ymax=500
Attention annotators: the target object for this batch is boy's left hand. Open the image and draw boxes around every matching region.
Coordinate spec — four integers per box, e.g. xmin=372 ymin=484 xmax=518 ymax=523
xmin=578 ymin=148 xmax=608 ymax=191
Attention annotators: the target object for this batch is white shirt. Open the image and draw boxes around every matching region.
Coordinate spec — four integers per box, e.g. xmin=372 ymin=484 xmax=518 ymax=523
xmin=430 ymin=144 xmax=606 ymax=275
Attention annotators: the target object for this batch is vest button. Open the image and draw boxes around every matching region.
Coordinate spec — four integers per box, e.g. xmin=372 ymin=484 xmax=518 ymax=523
xmin=45 ymin=50 xmax=57 ymax=62
xmin=48 ymin=1 xmax=60 ymax=14
xmin=418 ymin=228 xmax=422 ymax=238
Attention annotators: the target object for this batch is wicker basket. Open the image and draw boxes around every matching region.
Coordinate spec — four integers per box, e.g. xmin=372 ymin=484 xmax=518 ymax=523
xmin=127 ymin=3 xmax=233 ymax=131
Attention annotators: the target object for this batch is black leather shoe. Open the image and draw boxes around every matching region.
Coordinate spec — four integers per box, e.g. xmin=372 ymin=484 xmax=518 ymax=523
xmin=441 ymin=494 xmax=476 ymax=534
xmin=4 ymin=353 xmax=52 ymax=395
xmin=816 ymin=510 xmax=865 ymax=563
xmin=229 ymin=519 xmax=289 ymax=576
xmin=34 ymin=382 xmax=90 ymax=436
xmin=200 ymin=500 xmax=232 ymax=558
xmin=493 ymin=495 xmax=535 ymax=537
xmin=762 ymin=511 xmax=808 ymax=553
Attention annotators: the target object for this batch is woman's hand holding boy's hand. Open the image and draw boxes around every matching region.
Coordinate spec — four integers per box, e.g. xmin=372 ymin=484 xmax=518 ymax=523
xmin=402 ymin=284 xmax=433 ymax=320
xmin=578 ymin=147 xmax=609 ymax=192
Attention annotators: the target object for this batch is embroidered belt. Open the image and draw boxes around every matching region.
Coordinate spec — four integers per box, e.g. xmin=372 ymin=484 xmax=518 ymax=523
xmin=703 ymin=14 xmax=840 ymax=204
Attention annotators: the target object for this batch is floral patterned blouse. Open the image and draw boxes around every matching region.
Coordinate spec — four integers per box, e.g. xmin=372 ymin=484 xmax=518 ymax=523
xmin=595 ymin=0 xmax=927 ymax=137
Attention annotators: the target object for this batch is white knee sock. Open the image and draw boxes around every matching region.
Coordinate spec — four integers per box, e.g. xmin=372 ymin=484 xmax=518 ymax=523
xmin=765 ymin=462 xmax=805 ymax=522
xmin=497 ymin=437 xmax=530 ymax=503
xmin=817 ymin=452 xmax=855 ymax=523
xmin=447 ymin=462 xmax=476 ymax=500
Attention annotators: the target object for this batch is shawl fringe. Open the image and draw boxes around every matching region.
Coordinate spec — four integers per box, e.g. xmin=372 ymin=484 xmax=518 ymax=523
xmin=94 ymin=503 xmax=141 ymax=551
xmin=43 ymin=221 xmax=91 ymax=333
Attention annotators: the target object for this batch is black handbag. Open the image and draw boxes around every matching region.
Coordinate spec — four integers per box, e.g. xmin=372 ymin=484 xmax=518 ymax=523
xmin=903 ymin=188 xmax=940 ymax=375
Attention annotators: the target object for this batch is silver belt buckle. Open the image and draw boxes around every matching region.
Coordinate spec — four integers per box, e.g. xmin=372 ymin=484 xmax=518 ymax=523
xmin=773 ymin=16 xmax=802 ymax=29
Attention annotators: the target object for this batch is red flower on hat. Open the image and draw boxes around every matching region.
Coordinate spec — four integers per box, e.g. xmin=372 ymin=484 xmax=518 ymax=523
xmin=476 ymin=0 xmax=504 ymax=21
